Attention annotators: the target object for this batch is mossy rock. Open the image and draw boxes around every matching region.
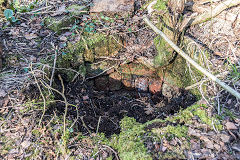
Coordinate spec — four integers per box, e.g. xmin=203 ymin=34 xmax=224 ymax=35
xmin=154 ymin=36 xmax=176 ymax=67
xmin=62 ymin=32 xmax=122 ymax=64
xmin=44 ymin=15 xmax=75 ymax=34
xmin=44 ymin=5 xmax=87 ymax=34
xmin=163 ymin=56 xmax=191 ymax=88
xmin=57 ymin=32 xmax=122 ymax=81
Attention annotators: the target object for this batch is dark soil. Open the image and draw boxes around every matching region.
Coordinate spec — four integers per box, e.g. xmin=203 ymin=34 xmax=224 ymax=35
xmin=46 ymin=74 xmax=197 ymax=136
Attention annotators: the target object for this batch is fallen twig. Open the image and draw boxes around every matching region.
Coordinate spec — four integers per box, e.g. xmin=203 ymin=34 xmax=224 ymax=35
xmin=30 ymin=63 xmax=47 ymax=126
xmin=50 ymin=43 xmax=58 ymax=87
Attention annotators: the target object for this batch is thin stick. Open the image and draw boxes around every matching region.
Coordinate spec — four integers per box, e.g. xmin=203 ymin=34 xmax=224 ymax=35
xmin=30 ymin=63 xmax=46 ymax=126
xmin=40 ymin=76 xmax=68 ymax=137
xmin=50 ymin=43 xmax=58 ymax=87
xmin=143 ymin=16 xmax=240 ymax=100
xmin=96 ymin=116 xmax=101 ymax=134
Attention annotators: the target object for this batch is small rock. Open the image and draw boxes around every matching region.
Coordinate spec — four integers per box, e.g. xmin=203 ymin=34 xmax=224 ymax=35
xmin=20 ymin=23 xmax=28 ymax=27
xmin=162 ymin=83 xmax=174 ymax=98
xmin=192 ymin=152 xmax=202 ymax=159
xmin=75 ymin=99 xmax=80 ymax=103
xmin=25 ymin=33 xmax=38 ymax=40
xmin=225 ymin=122 xmax=238 ymax=130
xmin=190 ymin=139 xmax=201 ymax=150
xmin=90 ymin=0 xmax=134 ymax=14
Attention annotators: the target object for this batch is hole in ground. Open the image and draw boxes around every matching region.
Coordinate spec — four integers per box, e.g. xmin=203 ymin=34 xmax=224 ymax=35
xmin=46 ymin=72 xmax=197 ymax=137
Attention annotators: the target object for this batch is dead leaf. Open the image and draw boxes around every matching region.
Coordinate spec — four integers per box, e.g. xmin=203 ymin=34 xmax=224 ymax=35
xmin=200 ymin=136 xmax=214 ymax=149
xmin=214 ymin=144 xmax=221 ymax=151
xmin=214 ymin=51 xmax=223 ymax=57
xmin=25 ymin=33 xmax=38 ymax=40
xmin=225 ymin=122 xmax=238 ymax=130
xmin=220 ymin=134 xmax=231 ymax=143
xmin=188 ymin=128 xmax=201 ymax=137
xmin=59 ymin=36 xmax=67 ymax=41
xmin=9 ymin=28 xmax=19 ymax=36
xmin=161 ymin=146 xmax=167 ymax=152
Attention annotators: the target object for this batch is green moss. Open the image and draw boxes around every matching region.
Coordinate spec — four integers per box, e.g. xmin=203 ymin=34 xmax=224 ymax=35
xmin=154 ymin=36 xmax=174 ymax=67
xmin=95 ymin=117 xmax=152 ymax=160
xmin=167 ymin=104 xmax=223 ymax=130
xmin=110 ymin=117 xmax=151 ymax=160
xmin=44 ymin=16 xmax=76 ymax=34
xmin=154 ymin=0 xmax=168 ymax=11
xmin=58 ymin=32 xmax=122 ymax=81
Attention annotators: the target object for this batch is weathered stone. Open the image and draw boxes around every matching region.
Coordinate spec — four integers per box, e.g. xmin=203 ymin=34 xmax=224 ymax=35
xmin=149 ymin=78 xmax=163 ymax=94
xmin=162 ymin=83 xmax=174 ymax=98
xmin=45 ymin=16 xmax=75 ymax=33
xmin=135 ymin=77 xmax=148 ymax=92
xmin=109 ymin=72 xmax=122 ymax=91
xmin=122 ymin=74 xmax=134 ymax=89
xmin=119 ymin=63 xmax=154 ymax=76
xmin=90 ymin=0 xmax=134 ymax=14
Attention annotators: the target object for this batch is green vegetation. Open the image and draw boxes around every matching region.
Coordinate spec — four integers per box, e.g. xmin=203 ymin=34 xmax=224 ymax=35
xmin=166 ymin=104 xmax=223 ymax=130
xmin=154 ymin=0 xmax=168 ymax=11
xmin=152 ymin=125 xmax=188 ymax=139
xmin=89 ymin=104 xmax=223 ymax=160
xmin=97 ymin=117 xmax=152 ymax=160
xmin=154 ymin=36 xmax=174 ymax=67
xmin=57 ymin=32 xmax=122 ymax=81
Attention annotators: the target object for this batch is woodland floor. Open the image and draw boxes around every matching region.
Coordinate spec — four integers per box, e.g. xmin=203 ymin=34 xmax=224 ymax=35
xmin=0 ymin=0 xmax=240 ymax=160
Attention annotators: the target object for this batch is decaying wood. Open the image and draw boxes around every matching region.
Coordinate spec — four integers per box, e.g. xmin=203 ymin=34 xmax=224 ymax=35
xmin=180 ymin=0 xmax=240 ymax=31
xmin=144 ymin=16 xmax=240 ymax=100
